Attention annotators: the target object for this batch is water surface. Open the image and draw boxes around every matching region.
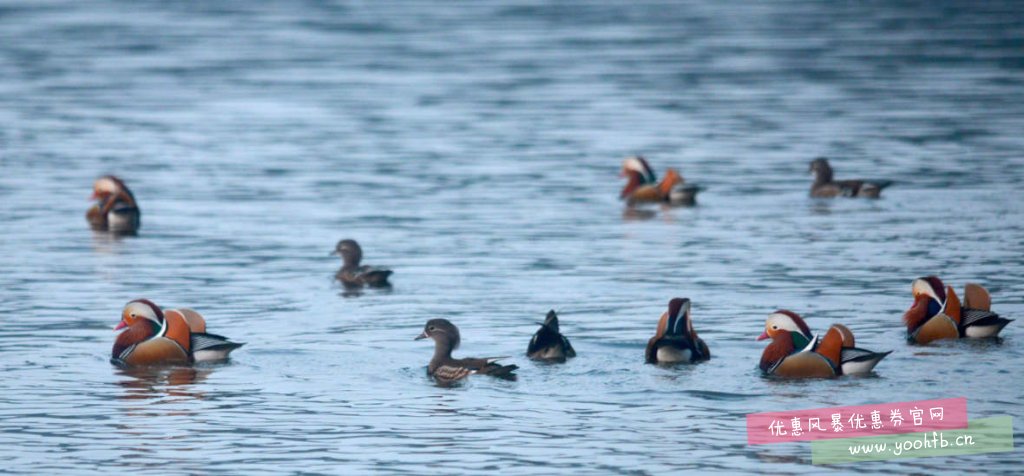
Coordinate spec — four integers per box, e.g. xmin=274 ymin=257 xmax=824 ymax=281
xmin=2 ymin=1 xmax=1023 ymax=474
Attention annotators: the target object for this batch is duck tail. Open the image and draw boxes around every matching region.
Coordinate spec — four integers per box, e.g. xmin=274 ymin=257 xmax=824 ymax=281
xmin=485 ymin=363 xmax=519 ymax=380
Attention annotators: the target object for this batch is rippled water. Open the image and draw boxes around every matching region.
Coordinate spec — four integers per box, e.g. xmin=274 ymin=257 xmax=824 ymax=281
xmin=2 ymin=1 xmax=1023 ymax=474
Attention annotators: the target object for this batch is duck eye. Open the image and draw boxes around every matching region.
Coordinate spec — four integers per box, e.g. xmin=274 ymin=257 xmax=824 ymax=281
xmin=428 ymin=326 xmax=436 ymax=331
xmin=772 ymin=325 xmax=778 ymax=330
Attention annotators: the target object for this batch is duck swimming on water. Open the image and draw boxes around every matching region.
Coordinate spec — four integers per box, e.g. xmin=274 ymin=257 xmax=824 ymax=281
xmin=332 ymin=239 xmax=392 ymax=288
xmin=87 ymin=175 xmax=141 ymax=233
xmin=619 ymin=155 xmax=703 ymax=206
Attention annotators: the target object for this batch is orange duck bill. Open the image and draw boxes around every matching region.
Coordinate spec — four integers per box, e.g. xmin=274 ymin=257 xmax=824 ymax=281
xmin=111 ymin=299 xmax=243 ymax=367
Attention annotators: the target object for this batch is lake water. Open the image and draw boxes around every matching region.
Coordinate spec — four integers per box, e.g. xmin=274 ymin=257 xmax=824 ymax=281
xmin=1 ymin=1 xmax=1023 ymax=474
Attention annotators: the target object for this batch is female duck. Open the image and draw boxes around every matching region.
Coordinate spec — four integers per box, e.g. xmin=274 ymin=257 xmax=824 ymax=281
xmin=645 ymin=298 xmax=710 ymax=364
xmin=87 ymin=175 xmax=141 ymax=233
xmin=904 ymin=276 xmax=1013 ymax=344
xmin=332 ymin=239 xmax=393 ymax=288
xmin=758 ymin=312 xmax=843 ymax=378
xmin=112 ymin=299 xmax=243 ymax=366
xmin=416 ymin=319 xmax=517 ymax=382
xmin=762 ymin=310 xmax=890 ymax=375
xmin=809 ymin=157 xmax=892 ymax=198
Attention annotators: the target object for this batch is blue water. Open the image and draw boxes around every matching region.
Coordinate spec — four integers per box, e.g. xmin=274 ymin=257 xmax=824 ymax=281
xmin=1 ymin=1 xmax=1023 ymax=474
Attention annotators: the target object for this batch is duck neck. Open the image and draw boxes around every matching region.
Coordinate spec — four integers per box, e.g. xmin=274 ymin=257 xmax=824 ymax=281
xmin=620 ymin=172 xmax=642 ymax=198
xmin=112 ymin=320 xmax=159 ymax=359
xmin=341 ymin=256 xmax=361 ymax=270
xmin=760 ymin=332 xmax=796 ymax=371
xmin=814 ymin=168 xmax=833 ymax=184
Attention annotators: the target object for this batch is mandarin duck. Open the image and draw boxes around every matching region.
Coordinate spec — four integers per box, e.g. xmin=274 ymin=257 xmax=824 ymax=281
xmin=620 ymin=155 xmax=702 ymax=206
xmin=758 ymin=314 xmax=843 ymax=378
xmin=904 ymin=276 xmax=1013 ymax=344
xmin=645 ymin=298 xmax=710 ymax=364
xmin=416 ymin=319 xmax=518 ymax=383
xmin=762 ymin=310 xmax=890 ymax=375
xmin=527 ymin=310 xmax=576 ymax=362
xmin=87 ymin=175 xmax=141 ymax=233
xmin=809 ymin=157 xmax=892 ymax=198
xmin=332 ymin=239 xmax=392 ymax=288
xmin=112 ymin=299 xmax=243 ymax=366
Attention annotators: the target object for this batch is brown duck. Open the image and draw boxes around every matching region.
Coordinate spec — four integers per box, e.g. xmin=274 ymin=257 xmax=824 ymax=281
xmin=809 ymin=157 xmax=892 ymax=198
xmin=112 ymin=299 xmax=243 ymax=367
xmin=415 ymin=319 xmax=517 ymax=382
xmin=332 ymin=239 xmax=392 ymax=288
xmin=645 ymin=298 xmax=710 ymax=364
xmin=758 ymin=313 xmax=843 ymax=378
xmin=904 ymin=276 xmax=1013 ymax=344
xmin=762 ymin=310 xmax=890 ymax=375
xmin=620 ymin=155 xmax=702 ymax=206
xmin=87 ymin=175 xmax=141 ymax=233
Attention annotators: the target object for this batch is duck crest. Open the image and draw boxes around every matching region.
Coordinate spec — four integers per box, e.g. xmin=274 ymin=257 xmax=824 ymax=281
xmin=623 ymin=155 xmax=657 ymax=184
xmin=664 ymin=297 xmax=691 ymax=338
xmin=775 ymin=309 xmax=812 ymax=337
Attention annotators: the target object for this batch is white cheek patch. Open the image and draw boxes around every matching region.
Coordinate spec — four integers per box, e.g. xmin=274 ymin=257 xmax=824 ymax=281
xmin=95 ymin=177 xmax=120 ymax=193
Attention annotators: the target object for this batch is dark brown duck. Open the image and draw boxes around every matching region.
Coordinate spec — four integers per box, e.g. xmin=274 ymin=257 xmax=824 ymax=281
xmin=527 ymin=310 xmax=576 ymax=362
xmin=332 ymin=239 xmax=392 ymax=288
xmin=809 ymin=157 xmax=892 ymax=198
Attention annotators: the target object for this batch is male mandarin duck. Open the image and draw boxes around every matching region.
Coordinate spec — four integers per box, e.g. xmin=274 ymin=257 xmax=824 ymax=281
xmin=645 ymin=298 xmax=710 ymax=364
xmin=332 ymin=239 xmax=393 ymax=288
xmin=761 ymin=310 xmax=891 ymax=375
xmin=904 ymin=276 xmax=1013 ymax=344
xmin=809 ymin=157 xmax=892 ymax=198
xmin=112 ymin=299 xmax=243 ymax=366
xmin=527 ymin=310 xmax=576 ymax=362
xmin=619 ymin=155 xmax=702 ymax=206
xmin=758 ymin=312 xmax=843 ymax=378
xmin=87 ymin=175 xmax=141 ymax=233
xmin=416 ymin=319 xmax=518 ymax=383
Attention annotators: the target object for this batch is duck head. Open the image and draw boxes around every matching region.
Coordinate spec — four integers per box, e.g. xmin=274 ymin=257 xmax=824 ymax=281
xmin=659 ymin=297 xmax=695 ymax=340
xmin=809 ymin=157 xmax=834 ymax=183
xmin=905 ymin=276 xmax=949 ymax=331
xmin=115 ymin=299 xmax=163 ymax=331
xmin=332 ymin=239 xmax=363 ymax=266
xmin=92 ymin=175 xmax=132 ymax=202
xmin=415 ymin=318 xmax=461 ymax=351
xmin=620 ymin=155 xmax=657 ymax=184
xmin=758 ymin=310 xmax=812 ymax=341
